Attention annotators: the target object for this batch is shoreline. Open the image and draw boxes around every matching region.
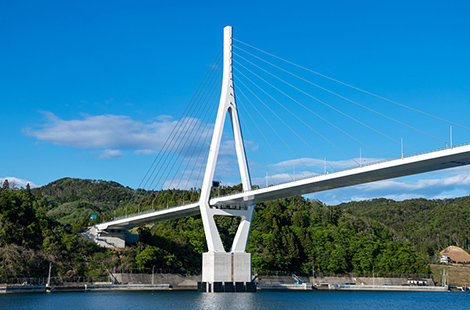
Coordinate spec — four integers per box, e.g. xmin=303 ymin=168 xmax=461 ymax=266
xmin=2 ymin=274 xmax=468 ymax=294
xmin=1 ymin=283 xmax=466 ymax=294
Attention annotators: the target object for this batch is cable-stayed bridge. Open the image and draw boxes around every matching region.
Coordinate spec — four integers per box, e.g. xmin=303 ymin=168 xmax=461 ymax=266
xmin=95 ymin=143 xmax=470 ymax=231
xmin=83 ymin=26 xmax=470 ymax=292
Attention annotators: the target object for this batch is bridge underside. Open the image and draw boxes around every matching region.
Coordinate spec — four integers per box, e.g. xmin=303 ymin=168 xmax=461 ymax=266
xmin=80 ymin=226 xmax=139 ymax=248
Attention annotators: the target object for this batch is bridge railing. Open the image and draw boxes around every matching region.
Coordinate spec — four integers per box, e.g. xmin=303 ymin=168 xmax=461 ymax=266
xmin=109 ymin=200 xmax=201 ymax=222
xmin=216 ymin=142 xmax=470 ymax=198
xmin=103 ymin=142 xmax=470 ymax=223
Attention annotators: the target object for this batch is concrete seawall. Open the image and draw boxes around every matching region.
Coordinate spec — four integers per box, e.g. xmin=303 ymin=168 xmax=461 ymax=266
xmin=0 ymin=286 xmax=46 ymax=294
xmin=330 ymin=284 xmax=447 ymax=291
xmin=1 ymin=274 xmax=446 ymax=293
xmin=114 ymin=273 xmax=201 ymax=290
xmin=310 ymin=276 xmax=435 ymax=286
xmin=112 ymin=273 xmax=437 ymax=290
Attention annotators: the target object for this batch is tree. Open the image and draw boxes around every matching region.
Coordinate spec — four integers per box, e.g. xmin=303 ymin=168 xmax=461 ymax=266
xmin=2 ymin=179 xmax=9 ymax=191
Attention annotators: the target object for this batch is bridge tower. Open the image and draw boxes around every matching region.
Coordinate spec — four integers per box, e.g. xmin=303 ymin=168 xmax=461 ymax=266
xmin=198 ymin=26 xmax=256 ymax=293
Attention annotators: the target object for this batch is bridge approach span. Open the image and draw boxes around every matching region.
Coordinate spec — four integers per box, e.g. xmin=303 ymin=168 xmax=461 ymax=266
xmin=97 ymin=144 xmax=470 ymax=231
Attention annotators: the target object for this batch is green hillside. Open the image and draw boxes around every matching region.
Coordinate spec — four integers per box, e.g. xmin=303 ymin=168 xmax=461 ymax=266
xmin=32 ymin=177 xmax=136 ymax=225
xmin=4 ymin=178 xmax=463 ymax=279
xmin=339 ymin=197 xmax=470 ymax=258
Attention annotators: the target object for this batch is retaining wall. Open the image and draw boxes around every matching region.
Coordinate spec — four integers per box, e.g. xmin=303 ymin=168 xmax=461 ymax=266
xmin=113 ymin=273 xmax=201 ymax=289
xmin=310 ymin=276 xmax=435 ymax=286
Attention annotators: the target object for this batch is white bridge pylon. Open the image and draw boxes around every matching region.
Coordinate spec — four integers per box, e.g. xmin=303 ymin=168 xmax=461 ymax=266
xmin=198 ymin=26 xmax=254 ymax=254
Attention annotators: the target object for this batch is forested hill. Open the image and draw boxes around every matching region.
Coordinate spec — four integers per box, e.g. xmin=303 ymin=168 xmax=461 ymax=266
xmin=338 ymin=197 xmax=470 ymax=257
xmin=32 ymin=178 xmax=136 ymax=224
xmin=1 ymin=178 xmax=455 ymax=278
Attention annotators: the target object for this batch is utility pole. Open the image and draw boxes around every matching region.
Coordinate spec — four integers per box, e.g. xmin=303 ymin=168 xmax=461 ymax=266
xmin=47 ymin=262 xmax=52 ymax=289
xmin=401 ymin=138 xmax=403 ymax=159
xmin=152 ymin=265 xmax=156 ymax=285
xmin=373 ymin=266 xmax=375 ymax=287
xmin=360 ymin=148 xmax=362 ymax=168
xmin=450 ymin=126 xmax=453 ymax=148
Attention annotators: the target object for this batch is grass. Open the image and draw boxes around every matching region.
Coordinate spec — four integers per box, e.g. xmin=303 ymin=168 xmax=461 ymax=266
xmin=431 ymin=264 xmax=470 ymax=287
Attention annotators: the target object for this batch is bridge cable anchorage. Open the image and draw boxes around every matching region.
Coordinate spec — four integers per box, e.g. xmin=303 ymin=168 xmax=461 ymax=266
xmin=132 ymin=53 xmax=222 ymax=213
xmin=233 ymin=38 xmax=470 ymax=132
xmin=235 ymin=90 xmax=295 ymax=181
xmin=236 ymin=97 xmax=277 ymax=187
xmin=234 ymin=66 xmax=378 ymax=163
xmin=234 ymin=48 xmax=448 ymax=145
xmin=233 ymin=57 xmax=417 ymax=154
xmin=234 ymin=76 xmax=321 ymax=176
xmin=143 ymin=56 xmax=223 ymax=211
xmin=121 ymin=49 xmax=223 ymax=218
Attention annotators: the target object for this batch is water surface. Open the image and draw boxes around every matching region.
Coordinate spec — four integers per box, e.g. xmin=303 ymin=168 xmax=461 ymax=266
xmin=1 ymin=290 xmax=469 ymax=309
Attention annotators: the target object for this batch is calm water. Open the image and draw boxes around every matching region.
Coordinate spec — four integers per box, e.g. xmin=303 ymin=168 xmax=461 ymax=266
xmin=1 ymin=290 xmax=469 ymax=310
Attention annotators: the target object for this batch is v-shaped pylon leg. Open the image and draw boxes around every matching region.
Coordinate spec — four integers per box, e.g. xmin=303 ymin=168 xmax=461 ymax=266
xmin=199 ymin=26 xmax=254 ymax=254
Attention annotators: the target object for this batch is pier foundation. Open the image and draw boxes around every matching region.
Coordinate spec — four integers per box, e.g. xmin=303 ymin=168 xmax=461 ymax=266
xmin=198 ymin=252 xmax=256 ymax=292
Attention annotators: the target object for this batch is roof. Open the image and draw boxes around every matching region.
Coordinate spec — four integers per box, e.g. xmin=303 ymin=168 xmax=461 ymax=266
xmin=440 ymin=246 xmax=470 ymax=263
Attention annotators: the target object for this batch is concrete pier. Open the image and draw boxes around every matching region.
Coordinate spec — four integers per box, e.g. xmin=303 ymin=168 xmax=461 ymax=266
xmin=200 ymin=252 xmax=256 ymax=292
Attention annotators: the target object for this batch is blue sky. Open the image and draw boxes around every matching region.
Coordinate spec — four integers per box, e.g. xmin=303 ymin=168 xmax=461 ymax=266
xmin=1 ymin=1 xmax=470 ymax=205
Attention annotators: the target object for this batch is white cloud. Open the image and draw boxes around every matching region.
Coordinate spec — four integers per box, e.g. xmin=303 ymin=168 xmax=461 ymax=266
xmin=98 ymin=149 xmax=125 ymax=159
xmin=134 ymin=149 xmax=158 ymax=155
xmin=1 ymin=177 xmax=40 ymax=189
xmin=24 ymin=112 xmax=175 ymax=149
xmin=155 ymin=115 xmax=173 ymax=122
xmin=24 ymin=112 xmax=213 ymax=157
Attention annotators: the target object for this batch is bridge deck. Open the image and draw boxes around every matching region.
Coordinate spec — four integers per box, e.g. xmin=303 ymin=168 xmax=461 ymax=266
xmin=97 ymin=144 xmax=470 ymax=230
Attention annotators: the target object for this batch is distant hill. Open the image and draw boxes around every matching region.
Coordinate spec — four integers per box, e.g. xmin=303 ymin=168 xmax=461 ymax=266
xmin=339 ymin=197 xmax=470 ymax=257
xmin=1 ymin=178 xmax=439 ymax=277
xmin=32 ymin=178 xmax=136 ymax=224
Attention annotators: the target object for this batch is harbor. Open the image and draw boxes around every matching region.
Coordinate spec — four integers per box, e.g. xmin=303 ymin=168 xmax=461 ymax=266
xmin=2 ymin=274 xmax=468 ymax=294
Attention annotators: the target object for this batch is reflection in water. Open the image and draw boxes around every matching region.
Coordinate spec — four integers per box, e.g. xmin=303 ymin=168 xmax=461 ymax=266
xmin=1 ymin=290 xmax=469 ymax=310
xmin=194 ymin=292 xmax=260 ymax=309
